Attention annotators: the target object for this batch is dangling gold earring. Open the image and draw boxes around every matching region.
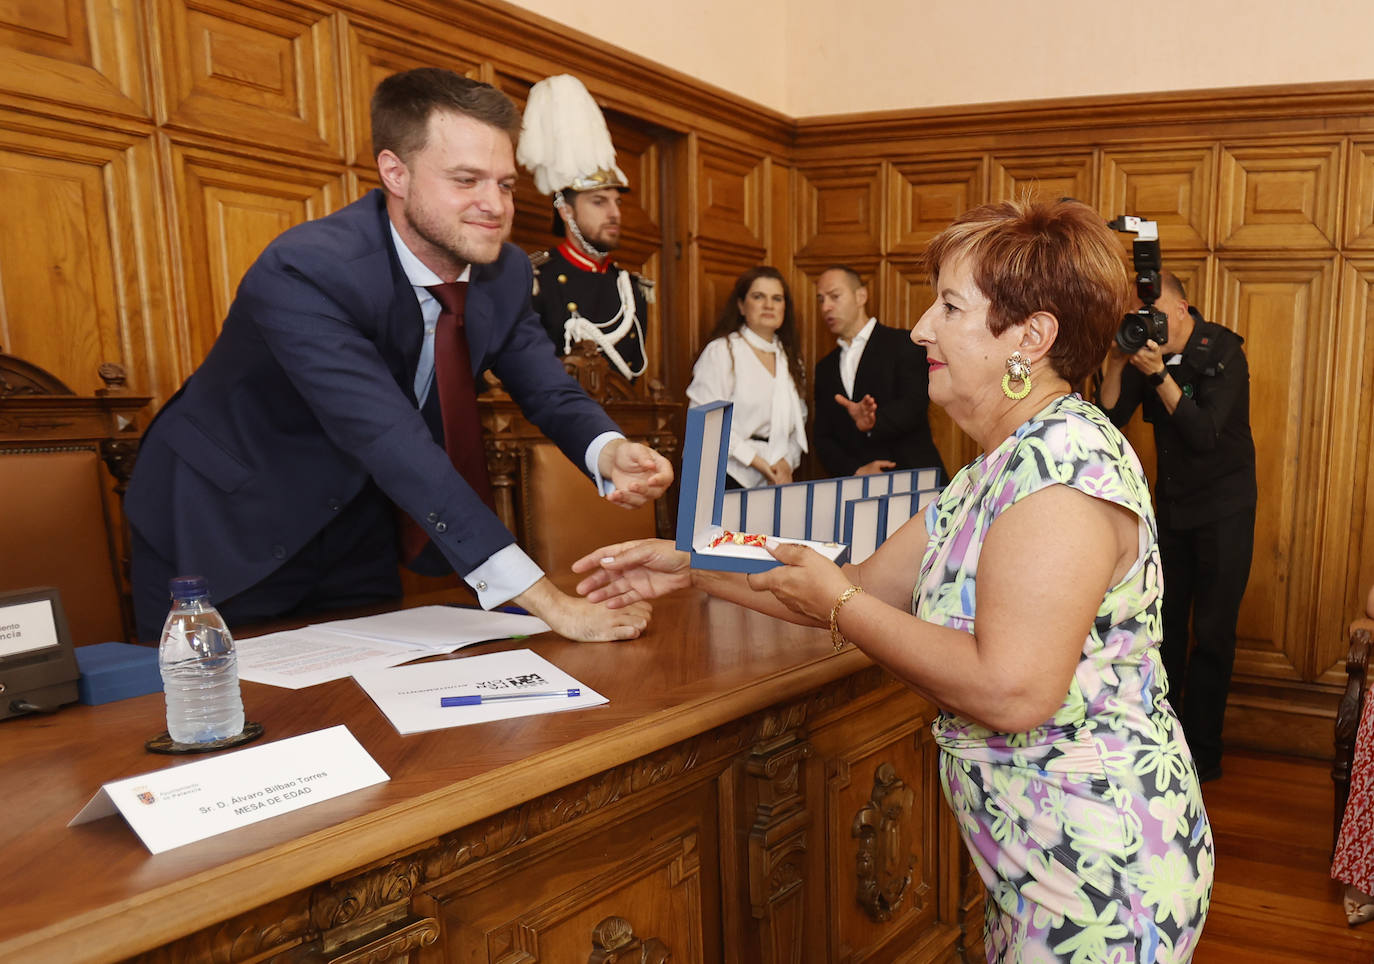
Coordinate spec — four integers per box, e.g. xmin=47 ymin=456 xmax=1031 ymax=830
xmin=1002 ymin=351 xmax=1032 ymax=400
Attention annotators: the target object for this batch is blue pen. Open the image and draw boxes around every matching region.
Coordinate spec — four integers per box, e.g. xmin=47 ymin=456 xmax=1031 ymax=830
xmin=440 ymin=688 xmax=580 ymax=707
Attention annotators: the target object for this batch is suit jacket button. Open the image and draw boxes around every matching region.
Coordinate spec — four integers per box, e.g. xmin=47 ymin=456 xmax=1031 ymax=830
xmin=271 ymin=545 xmax=286 ymax=560
xmin=426 ymin=511 xmax=439 ymax=523
xmin=328 ymin=499 xmax=342 ymax=511
xmin=434 ymin=521 xmax=448 ymax=533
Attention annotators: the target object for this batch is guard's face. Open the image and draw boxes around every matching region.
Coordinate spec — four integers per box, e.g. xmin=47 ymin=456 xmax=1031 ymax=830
xmin=394 ymin=110 xmax=515 ymax=272
xmin=816 ymin=270 xmax=868 ymax=340
xmin=571 ymin=188 xmax=622 ymax=250
xmin=739 ymin=277 xmax=786 ymax=338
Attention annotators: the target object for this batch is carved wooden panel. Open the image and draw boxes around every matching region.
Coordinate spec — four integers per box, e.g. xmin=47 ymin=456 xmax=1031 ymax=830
xmin=808 ymin=692 xmax=945 ymax=963
xmin=344 ymin=20 xmax=484 ymax=167
xmin=795 ymin=163 xmax=883 ymax=258
xmin=1217 ymin=142 xmax=1342 ymax=249
xmin=887 ymin=157 xmax=985 ymax=255
xmin=0 ymin=115 xmax=167 ymax=398
xmin=427 ymin=782 xmax=713 ymax=963
xmin=1099 ymin=146 xmax=1216 ymax=251
xmin=166 ymin=139 xmax=346 ymax=372
xmin=697 ymin=138 xmax=766 ymax=249
xmin=1342 ymin=141 xmax=1374 ymax=250
xmin=1215 ymin=257 xmax=1336 ymax=683
xmin=152 ymin=0 xmax=343 ymax=158
xmin=0 ymin=0 xmax=149 ymax=119
xmin=990 ymin=151 xmax=1095 ymax=207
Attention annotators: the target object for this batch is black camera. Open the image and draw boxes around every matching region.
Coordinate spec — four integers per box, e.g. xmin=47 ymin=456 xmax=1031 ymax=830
xmin=1109 ymin=215 xmax=1168 ymax=353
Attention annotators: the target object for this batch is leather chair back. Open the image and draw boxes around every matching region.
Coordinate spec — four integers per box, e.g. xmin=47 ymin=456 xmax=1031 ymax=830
xmin=520 ymin=443 xmax=655 ymax=591
xmin=0 ymin=450 xmax=126 ymax=645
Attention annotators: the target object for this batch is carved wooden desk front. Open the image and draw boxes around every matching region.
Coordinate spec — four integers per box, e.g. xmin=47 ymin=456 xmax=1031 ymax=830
xmin=0 ymin=591 xmax=975 ymax=963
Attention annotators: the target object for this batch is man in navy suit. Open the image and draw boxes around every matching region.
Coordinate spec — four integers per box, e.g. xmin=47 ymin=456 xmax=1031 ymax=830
xmin=125 ymin=69 xmax=670 ymax=643
xmin=812 ymin=266 xmax=944 ymax=478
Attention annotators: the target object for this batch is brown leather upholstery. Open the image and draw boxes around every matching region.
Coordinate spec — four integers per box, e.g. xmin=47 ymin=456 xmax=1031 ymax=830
xmin=520 ymin=442 xmax=656 ymax=591
xmin=0 ymin=450 xmax=125 ymax=645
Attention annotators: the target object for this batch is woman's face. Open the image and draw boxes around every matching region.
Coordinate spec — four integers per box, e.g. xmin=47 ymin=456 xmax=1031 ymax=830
xmin=739 ymin=277 xmax=786 ymax=338
xmin=913 ymin=250 xmax=1022 ymax=422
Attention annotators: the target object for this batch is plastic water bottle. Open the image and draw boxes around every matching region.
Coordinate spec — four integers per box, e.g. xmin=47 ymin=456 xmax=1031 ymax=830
xmin=158 ymin=576 xmax=245 ymax=744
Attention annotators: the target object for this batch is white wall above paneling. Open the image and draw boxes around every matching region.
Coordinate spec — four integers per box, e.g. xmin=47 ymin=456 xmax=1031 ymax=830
xmin=504 ymin=0 xmax=1374 ymax=117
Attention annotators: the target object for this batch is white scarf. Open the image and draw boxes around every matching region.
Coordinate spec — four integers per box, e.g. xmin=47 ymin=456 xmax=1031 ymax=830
xmin=734 ymin=325 xmax=809 ymax=463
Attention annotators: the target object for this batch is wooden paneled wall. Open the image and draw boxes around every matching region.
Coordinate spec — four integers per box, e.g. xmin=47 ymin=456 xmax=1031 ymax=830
xmin=3 ymin=0 xmax=1371 ymax=756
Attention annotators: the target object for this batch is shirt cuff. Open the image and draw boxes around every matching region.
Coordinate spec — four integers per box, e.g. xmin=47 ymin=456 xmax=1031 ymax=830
xmin=731 ymin=439 xmax=760 ymax=468
xmin=464 ymin=544 xmax=544 ymax=608
xmin=585 ymin=431 xmax=626 ymax=497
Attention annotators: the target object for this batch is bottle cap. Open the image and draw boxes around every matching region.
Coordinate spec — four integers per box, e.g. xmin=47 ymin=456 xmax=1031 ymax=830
xmin=169 ymin=575 xmax=210 ymax=600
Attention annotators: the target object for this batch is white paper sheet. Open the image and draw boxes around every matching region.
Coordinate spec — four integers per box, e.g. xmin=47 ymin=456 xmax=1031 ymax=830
xmin=352 ymin=649 xmax=606 ymax=735
xmin=235 ymin=606 xmax=551 ymax=689
xmin=68 ymin=726 xmax=388 ymax=854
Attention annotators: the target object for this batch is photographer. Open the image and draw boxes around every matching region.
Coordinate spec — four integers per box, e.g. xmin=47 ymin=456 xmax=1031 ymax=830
xmin=1098 ymin=271 xmax=1256 ymax=783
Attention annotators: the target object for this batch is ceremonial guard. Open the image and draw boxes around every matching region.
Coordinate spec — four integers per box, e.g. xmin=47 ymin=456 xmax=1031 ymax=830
xmin=518 ymin=74 xmax=653 ymax=381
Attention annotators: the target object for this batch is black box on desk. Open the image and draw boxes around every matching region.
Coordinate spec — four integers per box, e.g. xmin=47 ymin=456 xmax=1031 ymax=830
xmin=75 ymin=642 xmax=161 ymax=705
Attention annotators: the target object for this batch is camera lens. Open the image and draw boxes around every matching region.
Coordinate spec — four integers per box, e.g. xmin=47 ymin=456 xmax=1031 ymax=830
xmin=1116 ymin=314 xmax=1149 ymax=353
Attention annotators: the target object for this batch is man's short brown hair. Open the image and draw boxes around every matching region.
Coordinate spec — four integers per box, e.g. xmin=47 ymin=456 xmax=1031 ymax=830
xmin=923 ymin=197 xmax=1129 ymax=384
xmin=371 ymin=68 xmax=521 ymax=161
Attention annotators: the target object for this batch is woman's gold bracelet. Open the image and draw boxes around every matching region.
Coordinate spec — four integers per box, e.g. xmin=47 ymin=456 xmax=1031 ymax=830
xmin=829 ymin=585 xmax=865 ymax=651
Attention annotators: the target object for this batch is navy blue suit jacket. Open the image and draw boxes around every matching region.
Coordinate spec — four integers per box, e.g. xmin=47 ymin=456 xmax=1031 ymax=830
xmin=813 ymin=322 xmax=944 ymax=479
xmin=126 ymin=190 xmax=618 ymax=604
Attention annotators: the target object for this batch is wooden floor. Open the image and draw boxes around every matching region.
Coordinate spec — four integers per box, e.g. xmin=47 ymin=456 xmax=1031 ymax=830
xmin=1196 ymin=750 xmax=1374 ymax=963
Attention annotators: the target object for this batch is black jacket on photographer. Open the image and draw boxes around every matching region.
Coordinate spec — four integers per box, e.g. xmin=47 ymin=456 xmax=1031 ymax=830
xmin=1099 ymin=312 xmax=1256 ymax=529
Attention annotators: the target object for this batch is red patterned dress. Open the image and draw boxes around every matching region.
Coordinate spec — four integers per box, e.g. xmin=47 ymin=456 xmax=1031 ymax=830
xmin=1333 ymin=689 xmax=1374 ymax=892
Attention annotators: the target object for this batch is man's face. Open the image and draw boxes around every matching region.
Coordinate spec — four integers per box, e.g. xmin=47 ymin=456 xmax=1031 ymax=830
xmin=388 ymin=110 xmax=515 ymax=274
xmin=816 ymin=270 xmax=868 ymax=340
xmin=568 ymin=188 xmax=623 ymax=250
xmin=1139 ymin=286 xmax=1192 ymax=354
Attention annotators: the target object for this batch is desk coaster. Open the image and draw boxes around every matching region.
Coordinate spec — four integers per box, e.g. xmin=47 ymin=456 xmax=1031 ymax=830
xmin=145 ymin=720 xmax=265 ymax=755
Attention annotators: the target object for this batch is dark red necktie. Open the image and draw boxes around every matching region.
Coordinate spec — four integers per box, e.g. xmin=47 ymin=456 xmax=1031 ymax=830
xmin=401 ymin=281 xmax=494 ymax=564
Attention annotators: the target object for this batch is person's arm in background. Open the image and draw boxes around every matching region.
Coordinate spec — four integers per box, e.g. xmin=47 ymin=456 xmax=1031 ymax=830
xmin=1160 ymin=339 xmax=1249 ymax=452
xmin=1097 ymin=347 xmax=1145 ymax=426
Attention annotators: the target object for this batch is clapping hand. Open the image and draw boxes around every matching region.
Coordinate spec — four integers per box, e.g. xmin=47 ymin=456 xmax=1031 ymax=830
xmin=835 ymin=393 xmax=877 ymax=432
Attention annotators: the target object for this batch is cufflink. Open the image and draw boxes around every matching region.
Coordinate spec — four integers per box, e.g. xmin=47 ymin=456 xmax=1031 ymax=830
xmin=476 ymin=580 xmax=488 ymax=592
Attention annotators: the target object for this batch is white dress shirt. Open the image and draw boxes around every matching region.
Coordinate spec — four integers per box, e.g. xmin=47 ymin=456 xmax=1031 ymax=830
xmin=837 ymin=316 xmax=878 ymax=398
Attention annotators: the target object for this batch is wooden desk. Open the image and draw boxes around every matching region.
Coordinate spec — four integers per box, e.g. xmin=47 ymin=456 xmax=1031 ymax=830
xmin=0 ymin=591 xmax=975 ymax=963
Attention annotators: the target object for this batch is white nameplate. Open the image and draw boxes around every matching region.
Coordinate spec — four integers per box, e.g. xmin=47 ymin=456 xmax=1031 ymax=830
xmin=0 ymin=597 xmax=59 ymax=659
xmin=68 ymin=725 xmax=389 ymax=854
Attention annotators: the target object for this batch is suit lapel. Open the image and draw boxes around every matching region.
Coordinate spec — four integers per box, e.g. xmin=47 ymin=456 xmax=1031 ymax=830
xmin=851 ymin=323 xmax=888 ymax=397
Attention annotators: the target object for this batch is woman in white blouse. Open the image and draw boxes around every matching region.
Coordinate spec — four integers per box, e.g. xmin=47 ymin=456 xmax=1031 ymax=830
xmin=686 ymin=266 xmax=808 ymax=488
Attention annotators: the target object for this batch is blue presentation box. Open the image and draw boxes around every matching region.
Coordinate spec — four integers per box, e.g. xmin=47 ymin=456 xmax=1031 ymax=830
xmin=75 ymin=641 xmax=162 ymax=705
xmin=676 ymin=402 xmax=849 ymax=574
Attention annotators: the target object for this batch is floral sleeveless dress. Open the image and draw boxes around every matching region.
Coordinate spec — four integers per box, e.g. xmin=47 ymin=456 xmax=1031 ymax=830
xmin=916 ymin=394 xmax=1213 ymax=963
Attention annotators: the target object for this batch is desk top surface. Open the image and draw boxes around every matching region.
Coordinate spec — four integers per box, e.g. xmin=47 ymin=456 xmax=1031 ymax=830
xmin=0 ymin=589 xmax=871 ymax=963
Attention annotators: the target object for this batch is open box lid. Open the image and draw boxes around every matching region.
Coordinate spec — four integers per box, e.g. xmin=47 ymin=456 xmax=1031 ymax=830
xmin=675 ymin=402 xmax=847 ymax=574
